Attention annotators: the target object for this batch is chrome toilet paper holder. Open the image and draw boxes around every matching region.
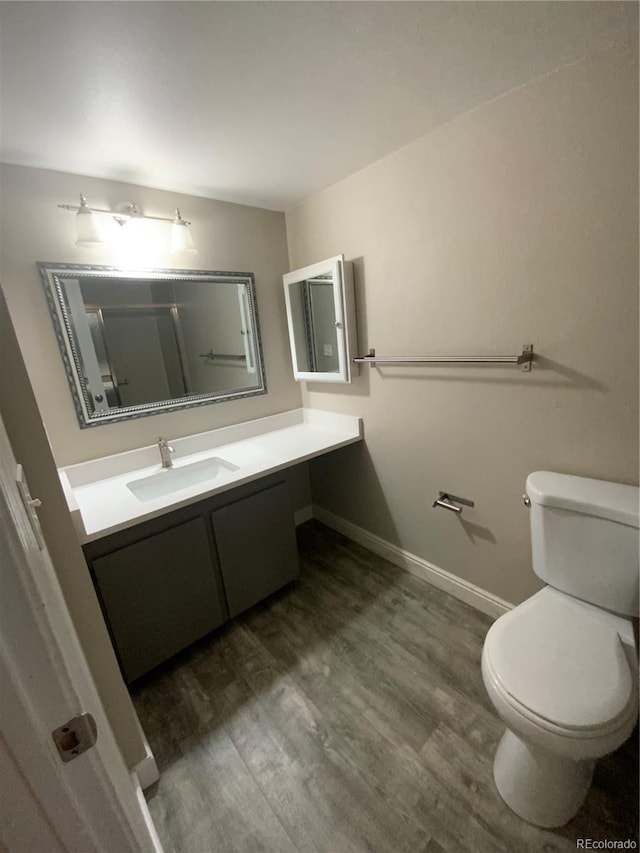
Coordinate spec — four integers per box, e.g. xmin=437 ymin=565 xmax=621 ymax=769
xmin=432 ymin=491 xmax=475 ymax=514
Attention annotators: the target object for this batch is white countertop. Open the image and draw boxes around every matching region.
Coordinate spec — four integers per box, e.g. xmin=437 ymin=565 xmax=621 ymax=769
xmin=59 ymin=408 xmax=363 ymax=543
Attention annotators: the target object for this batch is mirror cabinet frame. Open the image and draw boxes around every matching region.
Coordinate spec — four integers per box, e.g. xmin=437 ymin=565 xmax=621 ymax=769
xmin=283 ymin=254 xmax=358 ymax=384
xmin=38 ymin=262 xmax=267 ymax=428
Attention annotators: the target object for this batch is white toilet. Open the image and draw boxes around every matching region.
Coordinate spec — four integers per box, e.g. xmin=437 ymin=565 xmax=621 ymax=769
xmin=482 ymin=471 xmax=639 ymax=828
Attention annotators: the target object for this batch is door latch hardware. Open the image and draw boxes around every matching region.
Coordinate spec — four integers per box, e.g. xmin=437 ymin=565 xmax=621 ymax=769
xmin=52 ymin=713 xmax=97 ymax=763
xmin=15 ymin=463 xmax=45 ymax=550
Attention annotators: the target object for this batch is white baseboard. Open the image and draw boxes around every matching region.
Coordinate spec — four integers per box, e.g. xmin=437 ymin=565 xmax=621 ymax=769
xmin=132 ymin=727 xmax=159 ymax=791
xmin=132 ymin=771 xmax=164 ymax=853
xmin=294 ymin=505 xmax=313 ymax=526
xmin=312 ymin=505 xmax=513 ymax=620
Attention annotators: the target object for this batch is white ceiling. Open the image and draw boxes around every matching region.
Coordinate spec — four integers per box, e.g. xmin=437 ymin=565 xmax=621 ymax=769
xmin=0 ymin=2 xmax=635 ymax=211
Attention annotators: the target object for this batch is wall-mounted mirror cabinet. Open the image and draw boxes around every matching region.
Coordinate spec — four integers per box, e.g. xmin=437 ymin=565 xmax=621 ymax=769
xmin=38 ymin=263 xmax=266 ymax=427
xmin=283 ymin=255 xmax=358 ymax=383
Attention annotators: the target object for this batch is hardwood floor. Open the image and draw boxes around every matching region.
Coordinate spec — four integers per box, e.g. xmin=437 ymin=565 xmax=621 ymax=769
xmin=133 ymin=521 xmax=639 ymax=853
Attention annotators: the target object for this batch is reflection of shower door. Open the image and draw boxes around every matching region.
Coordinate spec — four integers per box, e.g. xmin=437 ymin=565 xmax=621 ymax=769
xmin=302 ymin=281 xmax=339 ymax=373
xmin=85 ymin=310 xmax=122 ymax=408
xmin=87 ymin=307 xmax=191 ymax=408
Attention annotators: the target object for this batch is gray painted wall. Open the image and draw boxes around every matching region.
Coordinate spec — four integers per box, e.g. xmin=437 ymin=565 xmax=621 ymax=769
xmin=286 ymin=41 xmax=639 ymax=607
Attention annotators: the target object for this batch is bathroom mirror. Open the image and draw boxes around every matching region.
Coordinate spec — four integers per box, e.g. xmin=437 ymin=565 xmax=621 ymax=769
xmin=283 ymin=255 xmax=358 ymax=383
xmin=38 ymin=263 xmax=266 ymax=427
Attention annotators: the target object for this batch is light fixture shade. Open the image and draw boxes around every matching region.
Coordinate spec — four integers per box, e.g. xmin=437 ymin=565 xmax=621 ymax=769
xmin=63 ymin=196 xmax=196 ymax=252
xmin=171 ymin=213 xmax=197 ymax=255
xmin=75 ymin=207 xmax=104 ymax=246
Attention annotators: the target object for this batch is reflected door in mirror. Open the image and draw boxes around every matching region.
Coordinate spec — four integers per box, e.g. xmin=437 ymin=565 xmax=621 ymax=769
xmin=97 ymin=307 xmax=187 ymax=407
xmin=288 ymin=276 xmax=340 ymax=374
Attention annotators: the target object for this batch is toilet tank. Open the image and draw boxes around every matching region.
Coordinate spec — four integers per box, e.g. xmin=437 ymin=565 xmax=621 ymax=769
xmin=526 ymin=472 xmax=639 ymax=617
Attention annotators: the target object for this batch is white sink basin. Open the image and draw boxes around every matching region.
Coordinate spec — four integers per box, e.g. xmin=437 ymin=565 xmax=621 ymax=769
xmin=127 ymin=456 xmax=239 ymax=502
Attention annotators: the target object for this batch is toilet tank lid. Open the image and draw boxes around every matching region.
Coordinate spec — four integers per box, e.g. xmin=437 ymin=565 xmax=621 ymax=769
xmin=526 ymin=472 xmax=639 ymax=528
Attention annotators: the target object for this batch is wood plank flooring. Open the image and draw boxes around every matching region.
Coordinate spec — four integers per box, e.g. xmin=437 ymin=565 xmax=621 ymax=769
xmin=133 ymin=521 xmax=639 ymax=853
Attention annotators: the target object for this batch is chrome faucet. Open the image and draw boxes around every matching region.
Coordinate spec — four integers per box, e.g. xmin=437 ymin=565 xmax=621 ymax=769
xmin=156 ymin=436 xmax=175 ymax=469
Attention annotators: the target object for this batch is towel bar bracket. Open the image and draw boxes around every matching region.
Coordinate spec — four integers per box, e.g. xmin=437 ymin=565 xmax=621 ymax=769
xmin=519 ymin=344 xmax=533 ymax=372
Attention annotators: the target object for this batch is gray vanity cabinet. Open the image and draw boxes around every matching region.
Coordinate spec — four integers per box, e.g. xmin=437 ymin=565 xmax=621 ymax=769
xmin=211 ymin=480 xmax=299 ymax=618
xmin=84 ymin=472 xmax=300 ymax=683
xmin=91 ymin=517 xmax=227 ymax=683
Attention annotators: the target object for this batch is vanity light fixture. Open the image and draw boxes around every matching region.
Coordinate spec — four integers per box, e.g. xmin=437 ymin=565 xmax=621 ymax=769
xmin=58 ymin=194 xmax=198 ymax=254
xmin=171 ymin=209 xmax=197 ymax=255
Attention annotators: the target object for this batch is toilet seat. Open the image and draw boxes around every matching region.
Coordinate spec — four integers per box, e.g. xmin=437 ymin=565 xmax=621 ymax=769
xmin=484 ymin=588 xmax=634 ymax=735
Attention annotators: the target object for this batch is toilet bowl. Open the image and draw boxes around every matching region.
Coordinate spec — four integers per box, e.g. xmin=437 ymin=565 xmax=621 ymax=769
xmin=482 ymin=472 xmax=639 ymax=828
xmin=482 ymin=587 xmax=637 ymax=827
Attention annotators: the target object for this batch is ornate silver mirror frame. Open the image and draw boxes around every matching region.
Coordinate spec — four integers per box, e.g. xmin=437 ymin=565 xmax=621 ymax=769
xmin=38 ymin=262 xmax=267 ymax=428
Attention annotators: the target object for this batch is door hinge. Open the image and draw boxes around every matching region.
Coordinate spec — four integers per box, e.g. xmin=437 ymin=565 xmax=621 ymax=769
xmin=52 ymin=713 xmax=98 ymax=763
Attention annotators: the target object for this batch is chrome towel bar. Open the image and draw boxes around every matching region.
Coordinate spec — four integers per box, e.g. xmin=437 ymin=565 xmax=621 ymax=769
xmin=353 ymin=344 xmax=534 ymax=372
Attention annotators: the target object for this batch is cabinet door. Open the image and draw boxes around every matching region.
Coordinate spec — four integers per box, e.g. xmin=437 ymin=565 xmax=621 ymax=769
xmin=92 ymin=517 xmax=226 ymax=682
xmin=211 ymin=480 xmax=299 ymax=618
